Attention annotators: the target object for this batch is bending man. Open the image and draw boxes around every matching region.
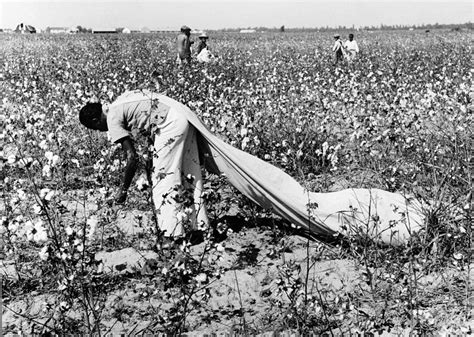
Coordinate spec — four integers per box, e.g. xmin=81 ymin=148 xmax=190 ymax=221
xmin=79 ymin=90 xmax=208 ymax=237
xmin=79 ymin=89 xmax=424 ymax=245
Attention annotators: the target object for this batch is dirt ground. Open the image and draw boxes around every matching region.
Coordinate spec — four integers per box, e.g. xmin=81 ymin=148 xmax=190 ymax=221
xmin=1 ymin=196 xmax=473 ymax=335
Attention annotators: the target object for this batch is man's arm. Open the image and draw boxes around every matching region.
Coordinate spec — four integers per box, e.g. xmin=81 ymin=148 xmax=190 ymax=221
xmin=177 ymin=35 xmax=185 ymax=56
xmin=114 ymin=136 xmax=138 ymax=204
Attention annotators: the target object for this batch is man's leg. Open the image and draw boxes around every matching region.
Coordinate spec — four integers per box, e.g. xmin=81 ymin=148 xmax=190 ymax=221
xmin=152 ymin=109 xmax=189 ymax=237
xmin=182 ymin=125 xmax=210 ymax=231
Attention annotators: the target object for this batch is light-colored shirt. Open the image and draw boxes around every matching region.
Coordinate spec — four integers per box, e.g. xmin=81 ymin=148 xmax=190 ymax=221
xmin=344 ymin=40 xmax=359 ymax=53
xmin=333 ymin=40 xmax=344 ymax=52
xmin=106 ymin=90 xmax=170 ymax=143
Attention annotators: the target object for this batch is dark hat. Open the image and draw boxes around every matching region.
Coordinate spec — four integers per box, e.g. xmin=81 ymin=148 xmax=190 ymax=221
xmin=181 ymin=25 xmax=191 ymax=31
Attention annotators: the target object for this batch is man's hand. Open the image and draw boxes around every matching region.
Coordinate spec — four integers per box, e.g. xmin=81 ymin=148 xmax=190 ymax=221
xmin=114 ymin=189 xmax=128 ymax=204
xmin=106 ymin=189 xmax=127 ymax=206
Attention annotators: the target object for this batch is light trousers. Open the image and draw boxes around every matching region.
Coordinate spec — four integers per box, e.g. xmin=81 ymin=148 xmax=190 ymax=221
xmin=151 ymin=107 xmax=209 ymax=237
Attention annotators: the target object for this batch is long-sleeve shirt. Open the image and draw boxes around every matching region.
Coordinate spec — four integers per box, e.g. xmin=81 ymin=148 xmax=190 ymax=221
xmin=344 ymin=40 xmax=359 ymax=53
xmin=333 ymin=40 xmax=344 ymax=52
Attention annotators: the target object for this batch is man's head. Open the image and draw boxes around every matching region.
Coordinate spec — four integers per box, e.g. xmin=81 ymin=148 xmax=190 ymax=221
xmin=199 ymin=32 xmax=208 ymax=40
xmin=181 ymin=25 xmax=191 ymax=36
xmin=334 ymin=34 xmax=340 ymax=40
xmin=79 ymin=102 xmax=108 ymax=131
xmin=349 ymin=33 xmax=354 ymax=41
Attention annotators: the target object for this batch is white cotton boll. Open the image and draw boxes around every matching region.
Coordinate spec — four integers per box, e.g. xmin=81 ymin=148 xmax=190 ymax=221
xmin=241 ymin=137 xmax=250 ymax=150
xmin=17 ymin=189 xmax=27 ymax=200
xmin=136 ymin=175 xmax=149 ymax=191
xmin=45 ymin=190 xmax=55 ymax=201
xmin=39 ymin=188 xmax=50 ymax=199
xmin=7 ymin=154 xmax=16 ymax=165
xmin=38 ymin=140 xmax=48 ymax=150
xmin=39 ymin=245 xmax=49 ymax=261
xmin=34 ymin=220 xmax=48 ymax=242
xmin=51 ymin=155 xmax=60 ymax=166
xmin=71 ymin=159 xmax=80 ymax=168
xmin=26 ymin=220 xmax=48 ymax=243
xmin=195 ymin=273 xmax=207 ymax=283
xmin=45 ymin=151 xmax=54 ymax=162
xmin=65 ymin=226 xmax=74 ymax=236
xmin=24 ymin=220 xmax=34 ymax=240
xmin=73 ymin=238 xmax=82 ymax=250
xmin=86 ymin=216 xmax=98 ymax=239
xmin=322 ymin=142 xmax=329 ymax=156
xmin=176 ymin=211 xmax=188 ymax=223
xmin=10 ymin=197 xmax=19 ymax=207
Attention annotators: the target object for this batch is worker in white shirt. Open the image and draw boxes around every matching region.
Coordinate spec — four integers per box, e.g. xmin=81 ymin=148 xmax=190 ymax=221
xmin=344 ymin=33 xmax=359 ymax=62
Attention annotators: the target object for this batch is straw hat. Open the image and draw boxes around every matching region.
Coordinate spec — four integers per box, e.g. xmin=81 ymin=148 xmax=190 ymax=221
xmin=333 ymin=34 xmax=340 ymax=38
xmin=199 ymin=32 xmax=209 ymax=39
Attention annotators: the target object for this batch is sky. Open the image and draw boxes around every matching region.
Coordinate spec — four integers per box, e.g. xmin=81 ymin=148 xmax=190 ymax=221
xmin=0 ymin=0 xmax=472 ymax=31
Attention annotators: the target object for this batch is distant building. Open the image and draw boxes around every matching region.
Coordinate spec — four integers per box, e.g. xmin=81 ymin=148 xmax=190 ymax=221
xmin=92 ymin=28 xmax=118 ymax=34
xmin=240 ymin=29 xmax=256 ymax=34
xmin=15 ymin=23 xmax=36 ymax=33
xmin=46 ymin=27 xmax=69 ymax=34
xmin=122 ymin=27 xmax=131 ymax=34
xmin=141 ymin=26 xmax=151 ymax=33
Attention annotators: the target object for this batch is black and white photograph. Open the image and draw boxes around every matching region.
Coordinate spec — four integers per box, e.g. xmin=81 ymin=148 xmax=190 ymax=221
xmin=0 ymin=0 xmax=472 ymax=334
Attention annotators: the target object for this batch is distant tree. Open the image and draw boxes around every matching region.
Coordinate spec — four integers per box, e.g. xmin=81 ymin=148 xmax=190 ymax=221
xmin=115 ymin=27 xmax=124 ymax=33
xmin=280 ymin=25 xmax=285 ymax=32
xmin=76 ymin=25 xmax=92 ymax=33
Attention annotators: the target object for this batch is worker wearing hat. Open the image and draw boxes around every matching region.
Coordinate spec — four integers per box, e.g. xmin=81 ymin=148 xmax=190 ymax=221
xmin=177 ymin=25 xmax=193 ymax=65
xmin=196 ymin=32 xmax=209 ymax=55
xmin=332 ymin=33 xmax=344 ymax=64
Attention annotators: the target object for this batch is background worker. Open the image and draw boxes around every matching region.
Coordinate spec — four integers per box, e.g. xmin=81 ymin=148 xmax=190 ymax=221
xmin=332 ymin=34 xmax=344 ymax=64
xmin=177 ymin=25 xmax=193 ymax=65
xmin=196 ymin=32 xmax=209 ymax=55
xmin=344 ymin=33 xmax=359 ymax=61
